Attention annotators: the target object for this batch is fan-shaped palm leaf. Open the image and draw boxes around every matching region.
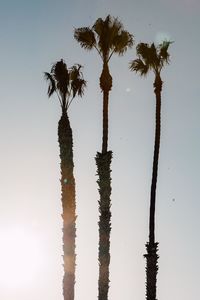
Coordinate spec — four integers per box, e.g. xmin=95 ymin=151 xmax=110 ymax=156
xmin=136 ymin=43 xmax=150 ymax=59
xmin=92 ymin=17 xmax=104 ymax=37
xmin=69 ymin=64 xmax=82 ymax=81
xmin=45 ymin=60 xmax=86 ymax=112
xmin=159 ymin=40 xmax=172 ymax=66
xmin=75 ymin=15 xmax=134 ymax=62
xmin=129 ymin=58 xmax=149 ymax=76
xmin=74 ymin=27 xmax=96 ymax=50
xmin=135 ymin=41 xmax=172 ymax=73
xmin=70 ymin=64 xmax=86 ymax=99
xmin=113 ymin=30 xmax=134 ymax=56
xmin=71 ymin=78 xmax=86 ymax=98
xmin=136 ymin=43 xmax=158 ymax=70
xmin=93 ymin=16 xmax=112 ymax=58
xmin=44 ymin=72 xmax=56 ymax=97
xmin=51 ymin=59 xmax=69 ymax=97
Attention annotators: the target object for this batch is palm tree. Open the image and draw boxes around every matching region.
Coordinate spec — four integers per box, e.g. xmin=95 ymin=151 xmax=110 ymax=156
xmin=130 ymin=41 xmax=172 ymax=300
xmin=44 ymin=59 xmax=86 ymax=300
xmin=74 ymin=15 xmax=134 ymax=300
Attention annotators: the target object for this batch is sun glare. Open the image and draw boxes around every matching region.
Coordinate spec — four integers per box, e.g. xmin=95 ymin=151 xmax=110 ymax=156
xmin=0 ymin=226 xmax=44 ymax=290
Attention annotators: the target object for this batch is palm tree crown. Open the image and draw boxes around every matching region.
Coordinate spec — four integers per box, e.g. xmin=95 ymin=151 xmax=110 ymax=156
xmin=44 ymin=59 xmax=86 ymax=112
xmin=74 ymin=16 xmax=134 ymax=153
xmin=130 ymin=40 xmax=172 ymax=76
xmin=74 ymin=15 xmax=134 ymax=63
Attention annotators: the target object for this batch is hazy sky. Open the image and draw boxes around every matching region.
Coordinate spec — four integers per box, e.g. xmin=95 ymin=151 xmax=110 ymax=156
xmin=0 ymin=0 xmax=200 ymax=299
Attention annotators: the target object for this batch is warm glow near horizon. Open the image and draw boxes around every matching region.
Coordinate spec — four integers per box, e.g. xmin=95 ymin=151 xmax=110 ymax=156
xmin=0 ymin=226 xmax=45 ymax=291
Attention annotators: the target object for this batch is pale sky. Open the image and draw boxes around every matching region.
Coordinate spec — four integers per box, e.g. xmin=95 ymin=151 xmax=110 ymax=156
xmin=0 ymin=0 xmax=200 ymax=299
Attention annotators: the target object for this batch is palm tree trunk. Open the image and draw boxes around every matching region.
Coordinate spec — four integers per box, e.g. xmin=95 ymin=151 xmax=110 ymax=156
xmin=144 ymin=74 xmax=162 ymax=300
xmin=58 ymin=111 xmax=76 ymax=300
xmin=96 ymin=151 xmax=112 ymax=300
xmin=96 ymin=61 xmax=113 ymax=300
xmin=102 ymin=90 xmax=109 ymax=154
xmin=100 ymin=62 xmax=112 ymax=154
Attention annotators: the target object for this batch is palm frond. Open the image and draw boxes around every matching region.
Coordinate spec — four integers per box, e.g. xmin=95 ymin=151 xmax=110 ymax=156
xmin=158 ymin=40 xmax=173 ymax=66
xmin=71 ymin=78 xmax=87 ymax=98
xmin=93 ymin=16 xmax=113 ymax=58
xmin=93 ymin=17 xmax=104 ymax=37
xmin=44 ymin=72 xmax=56 ymax=97
xmin=150 ymin=43 xmax=159 ymax=63
xmin=70 ymin=64 xmax=82 ymax=81
xmin=113 ymin=30 xmax=134 ymax=56
xmin=69 ymin=64 xmax=86 ymax=99
xmin=137 ymin=42 xmax=167 ymax=71
xmin=136 ymin=43 xmax=150 ymax=58
xmin=51 ymin=59 xmax=69 ymax=96
xmin=95 ymin=15 xmax=121 ymax=45
xmin=129 ymin=58 xmax=149 ymax=76
xmin=93 ymin=15 xmax=133 ymax=60
xmin=137 ymin=43 xmax=158 ymax=68
xmin=132 ymin=40 xmax=172 ymax=78
xmin=75 ymin=15 xmax=133 ymax=63
xmin=74 ymin=27 xmax=96 ymax=50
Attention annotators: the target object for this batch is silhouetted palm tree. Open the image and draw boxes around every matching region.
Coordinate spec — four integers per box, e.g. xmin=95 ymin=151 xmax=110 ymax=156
xmin=130 ymin=41 xmax=172 ymax=300
xmin=44 ymin=60 xmax=86 ymax=300
xmin=74 ymin=15 xmax=134 ymax=300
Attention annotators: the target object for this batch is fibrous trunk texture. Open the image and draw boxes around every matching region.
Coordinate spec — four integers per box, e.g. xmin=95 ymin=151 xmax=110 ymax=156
xmin=145 ymin=74 xmax=162 ymax=300
xmin=96 ymin=151 xmax=113 ymax=300
xmin=144 ymin=242 xmax=159 ymax=300
xmin=58 ymin=112 xmax=76 ymax=300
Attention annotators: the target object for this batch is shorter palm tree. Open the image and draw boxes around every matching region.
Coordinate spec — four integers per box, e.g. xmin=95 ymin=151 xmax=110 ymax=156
xmin=130 ymin=41 xmax=172 ymax=300
xmin=44 ymin=59 xmax=86 ymax=300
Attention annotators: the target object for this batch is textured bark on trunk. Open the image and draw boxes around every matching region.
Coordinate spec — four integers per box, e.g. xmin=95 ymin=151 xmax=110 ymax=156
xmin=144 ymin=242 xmax=159 ymax=300
xmin=58 ymin=111 xmax=76 ymax=300
xmin=144 ymin=74 xmax=162 ymax=300
xmin=96 ymin=151 xmax=112 ymax=300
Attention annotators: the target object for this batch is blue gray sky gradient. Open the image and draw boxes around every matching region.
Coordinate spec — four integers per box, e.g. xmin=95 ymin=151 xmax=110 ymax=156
xmin=0 ymin=0 xmax=200 ymax=299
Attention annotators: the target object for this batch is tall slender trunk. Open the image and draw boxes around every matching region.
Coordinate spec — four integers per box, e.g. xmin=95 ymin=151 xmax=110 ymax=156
xmin=144 ymin=74 xmax=162 ymax=300
xmin=102 ymin=90 xmax=109 ymax=154
xmin=97 ymin=61 xmax=113 ymax=300
xmin=58 ymin=111 xmax=76 ymax=300
xmin=100 ymin=62 xmax=112 ymax=154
